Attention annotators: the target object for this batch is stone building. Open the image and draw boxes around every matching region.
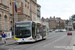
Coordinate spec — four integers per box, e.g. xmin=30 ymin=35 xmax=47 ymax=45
xmin=0 ymin=0 xmax=10 ymax=40
xmin=49 ymin=16 xmax=65 ymax=29
xmin=10 ymin=0 xmax=31 ymax=22
xmin=0 ymin=0 xmax=41 ymax=40
xmin=49 ymin=17 xmax=57 ymax=29
xmin=41 ymin=17 xmax=49 ymax=30
xmin=30 ymin=0 xmax=37 ymax=21
xmin=56 ymin=20 xmax=65 ymax=29
xmin=9 ymin=0 xmax=39 ymax=32
xmin=10 ymin=0 xmax=38 ymax=25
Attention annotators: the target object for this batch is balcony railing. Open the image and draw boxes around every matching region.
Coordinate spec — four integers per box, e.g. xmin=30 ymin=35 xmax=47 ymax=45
xmin=0 ymin=3 xmax=9 ymax=12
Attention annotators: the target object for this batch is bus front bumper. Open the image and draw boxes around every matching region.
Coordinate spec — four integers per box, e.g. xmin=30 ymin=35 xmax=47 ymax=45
xmin=14 ymin=38 xmax=35 ymax=43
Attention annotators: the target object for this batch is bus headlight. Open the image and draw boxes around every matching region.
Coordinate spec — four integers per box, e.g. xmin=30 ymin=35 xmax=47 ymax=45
xmin=14 ymin=38 xmax=19 ymax=40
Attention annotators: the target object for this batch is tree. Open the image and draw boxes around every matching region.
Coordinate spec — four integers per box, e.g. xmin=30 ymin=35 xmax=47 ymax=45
xmin=71 ymin=14 xmax=75 ymax=21
xmin=71 ymin=14 xmax=75 ymax=18
xmin=66 ymin=20 xmax=69 ymax=25
xmin=71 ymin=14 xmax=75 ymax=29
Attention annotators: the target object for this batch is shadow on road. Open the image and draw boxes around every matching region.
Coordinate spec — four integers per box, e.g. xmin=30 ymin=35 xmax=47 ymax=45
xmin=17 ymin=39 xmax=46 ymax=45
xmin=6 ymin=39 xmax=46 ymax=46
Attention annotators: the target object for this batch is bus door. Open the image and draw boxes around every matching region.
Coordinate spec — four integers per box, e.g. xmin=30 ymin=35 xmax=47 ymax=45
xmin=43 ymin=25 xmax=47 ymax=38
xmin=32 ymin=22 xmax=36 ymax=39
xmin=36 ymin=23 xmax=42 ymax=39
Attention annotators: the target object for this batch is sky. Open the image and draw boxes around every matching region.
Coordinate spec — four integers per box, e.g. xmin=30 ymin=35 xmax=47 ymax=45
xmin=37 ymin=0 xmax=75 ymax=19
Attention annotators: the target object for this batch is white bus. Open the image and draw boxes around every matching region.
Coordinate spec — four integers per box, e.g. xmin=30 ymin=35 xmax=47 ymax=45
xmin=14 ymin=21 xmax=47 ymax=43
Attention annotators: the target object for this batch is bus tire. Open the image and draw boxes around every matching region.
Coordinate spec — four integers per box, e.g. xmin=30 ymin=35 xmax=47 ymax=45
xmin=43 ymin=38 xmax=46 ymax=40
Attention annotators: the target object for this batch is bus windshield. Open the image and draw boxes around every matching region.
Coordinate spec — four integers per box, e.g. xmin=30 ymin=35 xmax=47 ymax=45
xmin=15 ymin=23 xmax=31 ymax=38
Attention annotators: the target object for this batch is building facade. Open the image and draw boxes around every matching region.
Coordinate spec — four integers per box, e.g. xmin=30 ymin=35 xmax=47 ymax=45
xmin=49 ymin=20 xmax=57 ymax=29
xmin=41 ymin=17 xmax=49 ymax=30
xmin=9 ymin=0 xmax=39 ymax=32
xmin=56 ymin=21 xmax=65 ymax=29
xmin=0 ymin=0 xmax=41 ymax=40
xmin=30 ymin=0 xmax=37 ymax=21
xmin=10 ymin=0 xmax=31 ymax=22
xmin=49 ymin=17 xmax=57 ymax=29
xmin=0 ymin=0 xmax=10 ymax=40
xmin=37 ymin=4 xmax=41 ymax=21
xmin=67 ymin=21 xmax=73 ymax=31
xmin=49 ymin=17 xmax=65 ymax=29
xmin=10 ymin=0 xmax=38 ymax=22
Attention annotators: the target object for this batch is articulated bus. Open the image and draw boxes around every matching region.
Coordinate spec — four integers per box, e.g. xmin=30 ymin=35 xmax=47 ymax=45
xmin=14 ymin=21 xmax=47 ymax=43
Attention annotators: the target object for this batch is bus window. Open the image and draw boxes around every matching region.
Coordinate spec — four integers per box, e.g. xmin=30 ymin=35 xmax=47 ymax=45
xmin=15 ymin=23 xmax=31 ymax=38
xmin=43 ymin=25 xmax=46 ymax=37
xmin=37 ymin=23 xmax=42 ymax=36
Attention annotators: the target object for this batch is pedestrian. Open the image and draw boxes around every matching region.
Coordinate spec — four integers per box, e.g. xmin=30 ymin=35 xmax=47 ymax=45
xmin=1 ymin=32 xmax=6 ymax=44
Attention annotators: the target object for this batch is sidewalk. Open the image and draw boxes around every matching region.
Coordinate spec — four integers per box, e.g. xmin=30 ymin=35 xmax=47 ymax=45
xmin=70 ymin=35 xmax=75 ymax=46
xmin=6 ymin=39 xmax=15 ymax=45
xmin=0 ymin=38 xmax=14 ymax=46
xmin=0 ymin=40 xmax=2 ymax=45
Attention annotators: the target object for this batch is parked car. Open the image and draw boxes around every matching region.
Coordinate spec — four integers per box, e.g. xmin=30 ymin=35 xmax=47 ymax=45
xmin=67 ymin=31 xmax=72 ymax=35
xmin=63 ymin=29 xmax=66 ymax=32
xmin=49 ymin=29 xmax=53 ymax=32
xmin=60 ymin=29 xmax=63 ymax=32
xmin=55 ymin=29 xmax=60 ymax=32
xmin=60 ymin=29 xmax=66 ymax=32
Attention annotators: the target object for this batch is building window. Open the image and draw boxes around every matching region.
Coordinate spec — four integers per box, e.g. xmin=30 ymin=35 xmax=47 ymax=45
xmin=10 ymin=3 xmax=11 ymax=5
xmin=3 ymin=0 xmax=6 ymax=5
xmin=16 ymin=2 xmax=21 ymax=8
xmin=34 ymin=0 xmax=37 ymax=2
xmin=19 ymin=2 xmax=21 ymax=8
xmin=10 ymin=21 xmax=12 ymax=30
xmin=0 ymin=14 xmax=2 ymax=29
xmin=25 ymin=0 xmax=27 ymax=2
xmin=28 ymin=6 xmax=29 ymax=9
xmin=25 ymin=5 xmax=26 ymax=7
xmin=4 ymin=15 xmax=7 ymax=30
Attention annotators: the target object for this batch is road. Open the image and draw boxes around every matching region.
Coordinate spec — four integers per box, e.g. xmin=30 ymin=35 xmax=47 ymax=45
xmin=0 ymin=31 xmax=74 ymax=50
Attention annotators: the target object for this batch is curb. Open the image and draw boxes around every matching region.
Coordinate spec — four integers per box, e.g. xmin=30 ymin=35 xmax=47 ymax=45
xmin=70 ymin=35 xmax=75 ymax=46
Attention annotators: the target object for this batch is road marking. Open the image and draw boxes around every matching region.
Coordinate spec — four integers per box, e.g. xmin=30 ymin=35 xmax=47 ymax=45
xmin=47 ymin=35 xmax=58 ymax=39
xmin=54 ymin=46 xmax=73 ymax=49
xmin=43 ymin=35 xmax=66 ymax=47
xmin=73 ymin=46 xmax=75 ymax=50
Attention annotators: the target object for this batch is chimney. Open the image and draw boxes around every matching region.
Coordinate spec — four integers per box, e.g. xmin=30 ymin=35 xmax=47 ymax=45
xmin=46 ymin=18 xmax=48 ymax=19
xmin=54 ymin=16 xmax=55 ymax=18
xmin=50 ymin=16 xmax=52 ymax=19
xmin=46 ymin=18 xmax=48 ymax=21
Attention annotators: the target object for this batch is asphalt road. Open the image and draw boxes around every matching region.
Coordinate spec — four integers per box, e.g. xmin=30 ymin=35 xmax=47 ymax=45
xmin=0 ymin=31 xmax=74 ymax=50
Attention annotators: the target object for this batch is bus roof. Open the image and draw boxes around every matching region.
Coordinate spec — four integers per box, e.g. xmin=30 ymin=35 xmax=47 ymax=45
xmin=15 ymin=21 xmax=42 ymax=23
xmin=15 ymin=21 xmax=33 ymax=23
xmin=15 ymin=21 xmax=46 ymax=25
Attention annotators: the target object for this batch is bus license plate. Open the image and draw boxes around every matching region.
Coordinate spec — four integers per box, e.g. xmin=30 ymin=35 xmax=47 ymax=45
xmin=21 ymin=41 xmax=25 ymax=42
